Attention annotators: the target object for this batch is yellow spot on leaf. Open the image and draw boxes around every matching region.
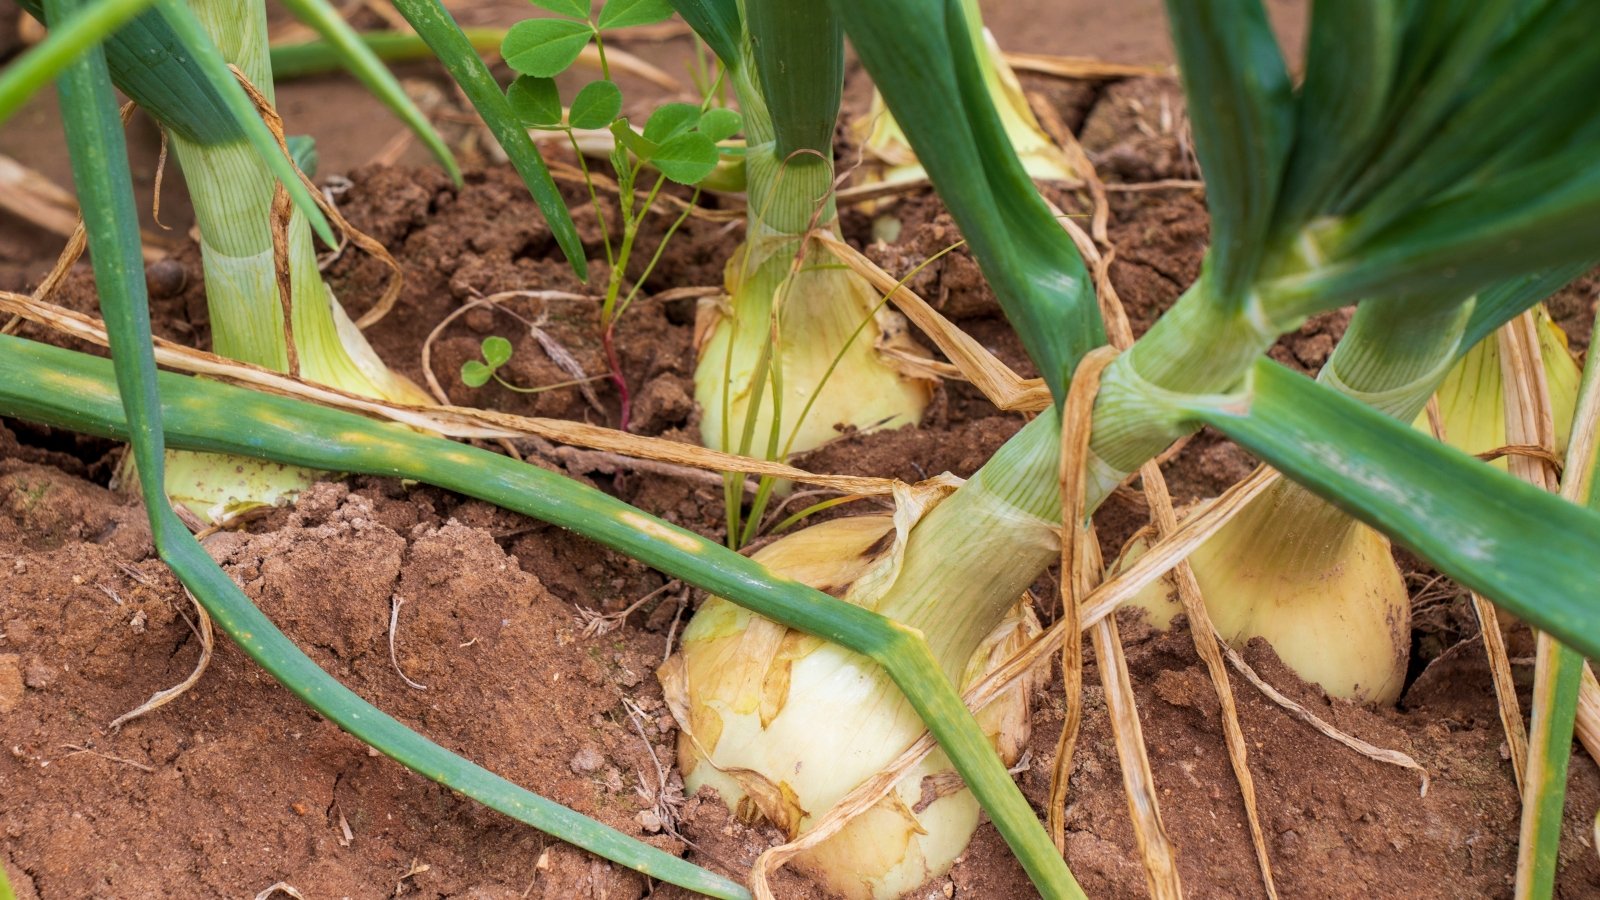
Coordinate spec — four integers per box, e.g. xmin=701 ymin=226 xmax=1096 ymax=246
xmin=618 ymin=511 xmax=702 ymax=554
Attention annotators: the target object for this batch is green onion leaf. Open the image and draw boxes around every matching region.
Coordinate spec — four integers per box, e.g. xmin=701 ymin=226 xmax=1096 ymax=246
xmin=14 ymin=0 xmax=238 ymax=143
xmin=1273 ymin=0 xmax=1401 ymax=231
xmin=744 ymin=0 xmax=842 ymax=157
xmin=826 ymin=0 xmax=1100 ymax=404
xmin=0 ymin=0 xmax=157 ymax=125
xmin=664 ymin=0 xmax=740 ymax=68
xmin=1161 ymin=0 xmax=1293 ymax=302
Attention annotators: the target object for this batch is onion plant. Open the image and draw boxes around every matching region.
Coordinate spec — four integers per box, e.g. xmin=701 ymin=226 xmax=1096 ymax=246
xmin=658 ymin=0 xmax=1600 ymax=894
xmin=21 ymin=0 xmax=616 ymax=523
xmin=149 ymin=0 xmax=442 ymax=522
xmin=640 ymin=0 xmax=1600 ymax=890
xmin=673 ymin=0 xmax=934 ymax=493
xmin=20 ymin=0 xmax=446 ymax=523
xmin=7 ymin=1 xmax=1600 ymax=899
xmin=1126 ymin=280 xmax=1584 ymax=705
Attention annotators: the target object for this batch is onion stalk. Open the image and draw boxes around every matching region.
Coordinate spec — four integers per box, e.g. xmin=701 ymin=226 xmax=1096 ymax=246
xmin=850 ymin=0 xmax=1073 ymax=188
xmin=664 ymin=410 xmax=1062 ymax=899
xmin=691 ymin=14 xmax=932 ymax=467
xmin=123 ymin=0 xmax=430 ymax=523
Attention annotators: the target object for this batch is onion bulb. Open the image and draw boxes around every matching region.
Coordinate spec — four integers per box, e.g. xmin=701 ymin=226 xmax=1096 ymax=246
xmin=694 ymin=231 xmax=933 ymax=458
xmin=661 ymin=468 xmax=1055 ymax=899
xmin=1124 ymin=480 xmax=1409 ymax=704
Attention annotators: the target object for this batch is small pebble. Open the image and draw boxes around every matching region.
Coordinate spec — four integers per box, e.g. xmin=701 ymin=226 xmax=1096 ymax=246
xmin=23 ymin=663 xmax=54 ymax=690
xmin=570 ymin=745 xmax=604 ymax=774
xmin=635 ymin=810 xmax=663 ymax=833
xmin=144 ymin=258 xmax=188 ymax=299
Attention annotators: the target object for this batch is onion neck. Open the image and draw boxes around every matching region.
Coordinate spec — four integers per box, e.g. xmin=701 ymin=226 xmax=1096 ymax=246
xmin=876 ymin=410 xmax=1063 ymax=679
xmin=1320 ymin=295 xmax=1471 ymax=422
xmin=730 ymin=59 xmax=836 ymax=238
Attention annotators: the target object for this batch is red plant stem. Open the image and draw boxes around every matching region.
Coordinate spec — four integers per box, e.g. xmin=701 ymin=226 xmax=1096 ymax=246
xmin=603 ymin=319 xmax=631 ymax=432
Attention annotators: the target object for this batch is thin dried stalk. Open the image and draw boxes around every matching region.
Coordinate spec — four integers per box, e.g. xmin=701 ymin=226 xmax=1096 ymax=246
xmin=818 ymin=231 xmax=1053 ymax=413
xmin=1057 ymin=158 xmax=1273 ymax=896
xmin=1093 ymin=611 xmax=1182 ymax=899
xmin=1047 ymin=346 xmax=1119 ymax=851
xmin=0 ymin=291 xmax=899 ymax=496
xmin=1581 ymin=667 xmax=1600 ymax=765
xmin=109 ymin=588 xmax=214 ymax=730
xmin=1218 ymin=643 xmax=1429 ymax=794
xmin=1502 ymin=309 xmax=1584 ymax=894
xmin=1002 ymin=51 xmax=1164 ymax=81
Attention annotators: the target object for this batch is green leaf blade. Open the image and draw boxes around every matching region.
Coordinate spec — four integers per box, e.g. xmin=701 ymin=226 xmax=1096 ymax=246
xmin=664 ymin=0 xmax=740 ymax=68
xmin=275 ymin=0 xmax=461 ymax=183
xmin=0 ymin=0 xmax=158 ymax=126
xmin=1273 ymin=0 xmax=1401 ymax=230
xmin=825 ymin=0 xmax=1100 ymax=405
xmin=502 ymin=17 xmax=596 ymax=78
xmin=15 ymin=0 xmax=239 ymax=143
xmin=744 ymin=0 xmax=843 ymax=157
xmin=507 ymin=75 xmax=564 ymax=126
xmin=597 ymin=0 xmax=674 ymax=30
xmin=1162 ymin=0 xmax=1294 ymax=301
xmin=569 ymin=80 xmax=622 ymax=129
xmin=651 ymin=132 xmax=718 ymax=184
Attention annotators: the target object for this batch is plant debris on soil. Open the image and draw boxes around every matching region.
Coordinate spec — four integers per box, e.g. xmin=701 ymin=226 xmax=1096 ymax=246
xmin=4 ymin=5 xmax=1600 ymax=898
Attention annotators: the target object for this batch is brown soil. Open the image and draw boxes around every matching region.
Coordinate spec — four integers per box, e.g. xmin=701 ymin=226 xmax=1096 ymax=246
xmin=6 ymin=2 xmax=1600 ymax=898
